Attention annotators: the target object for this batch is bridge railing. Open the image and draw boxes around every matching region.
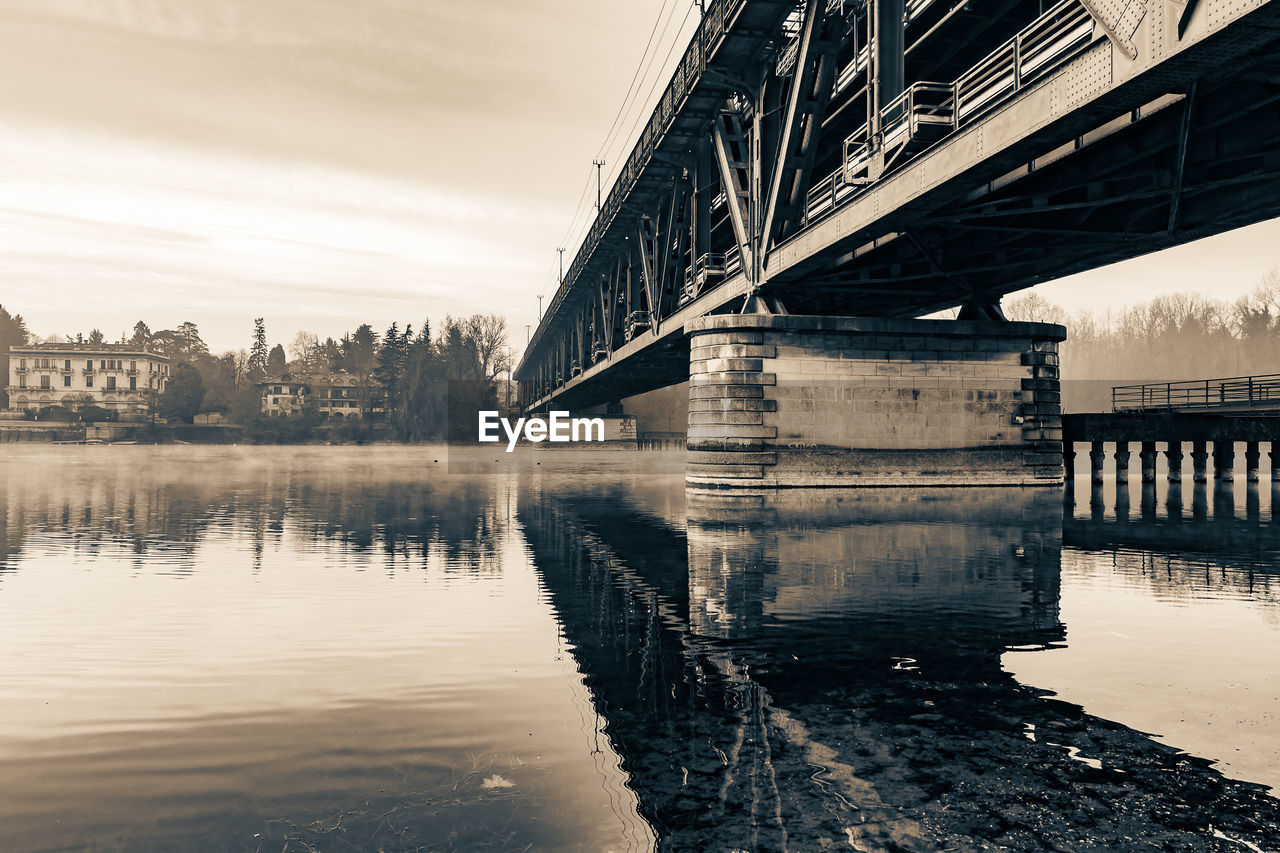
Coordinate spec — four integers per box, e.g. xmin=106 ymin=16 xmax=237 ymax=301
xmin=954 ymin=0 xmax=1093 ymax=125
xmin=1112 ymin=374 xmax=1280 ymax=412
xmin=810 ymin=0 xmax=1096 ymax=229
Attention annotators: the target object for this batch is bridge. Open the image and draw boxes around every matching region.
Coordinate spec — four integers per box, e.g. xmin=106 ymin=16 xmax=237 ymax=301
xmin=515 ymin=0 xmax=1280 ymax=488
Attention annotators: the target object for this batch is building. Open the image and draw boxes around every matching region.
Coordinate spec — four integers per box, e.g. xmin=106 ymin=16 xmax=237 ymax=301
xmin=258 ymin=372 xmax=374 ymax=419
xmin=6 ymin=344 xmax=169 ymax=419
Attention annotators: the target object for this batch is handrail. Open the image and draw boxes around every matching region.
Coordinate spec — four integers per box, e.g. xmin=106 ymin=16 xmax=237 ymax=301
xmin=1112 ymin=374 xmax=1280 ymax=412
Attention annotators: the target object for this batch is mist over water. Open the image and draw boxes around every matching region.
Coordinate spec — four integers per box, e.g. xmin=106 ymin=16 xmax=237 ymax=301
xmin=0 ymin=446 xmax=1277 ymax=851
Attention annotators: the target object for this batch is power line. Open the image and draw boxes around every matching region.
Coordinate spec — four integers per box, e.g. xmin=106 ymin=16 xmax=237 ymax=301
xmin=594 ymin=0 xmax=679 ymax=162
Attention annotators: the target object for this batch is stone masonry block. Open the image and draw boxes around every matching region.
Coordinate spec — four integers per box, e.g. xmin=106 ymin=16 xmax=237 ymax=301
xmin=690 ymin=331 xmax=763 ymax=346
xmin=688 ymin=410 xmax=765 ymax=426
xmin=689 ymin=384 xmax=765 ymax=399
xmin=689 ymin=344 xmax=777 ymax=361
xmin=690 ymin=372 xmax=777 ymax=386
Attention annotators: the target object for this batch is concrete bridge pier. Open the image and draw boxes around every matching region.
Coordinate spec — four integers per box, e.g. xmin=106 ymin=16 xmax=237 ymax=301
xmin=1139 ymin=441 xmax=1158 ymax=483
xmin=1245 ymin=441 xmax=1261 ymax=482
xmin=684 ymin=316 xmax=1066 ymax=488
xmin=1164 ymin=441 xmax=1184 ymax=483
xmin=1214 ymin=441 xmax=1236 ymax=482
xmin=1114 ymin=442 xmax=1132 ymax=485
xmin=1192 ymin=441 xmax=1210 ymax=483
xmin=1090 ymin=443 xmax=1107 ymax=485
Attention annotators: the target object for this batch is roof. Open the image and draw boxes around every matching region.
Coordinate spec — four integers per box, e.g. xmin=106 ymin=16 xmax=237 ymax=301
xmin=9 ymin=343 xmax=169 ymax=360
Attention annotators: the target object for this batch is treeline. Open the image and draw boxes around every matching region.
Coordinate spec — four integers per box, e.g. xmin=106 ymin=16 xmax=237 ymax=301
xmin=1006 ymin=269 xmax=1280 ymax=380
xmin=1 ymin=309 xmax=512 ymax=442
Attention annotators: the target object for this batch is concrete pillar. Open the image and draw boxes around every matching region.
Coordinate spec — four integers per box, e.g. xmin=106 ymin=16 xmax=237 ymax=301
xmin=1191 ymin=440 xmax=1209 ymax=483
xmin=1164 ymin=441 xmax=1184 ymax=483
xmin=1089 ymin=442 xmax=1106 ymax=485
xmin=1114 ymin=442 xmax=1131 ymax=484
xmin=1063 ymin=442 xmax=1076 ymax=481
xmin=1213 ymin=441 xmax=1235 ymax=482
xmin=1272 ymin=441 xmax=1280 ymax=483
xmin=1245 ymin=441 xmax=1261 ymax=482
xmin=684 ymin=315 xmax=1066 ymax=488
xmin=1139 ymin=441 xmax=1158 ymax=483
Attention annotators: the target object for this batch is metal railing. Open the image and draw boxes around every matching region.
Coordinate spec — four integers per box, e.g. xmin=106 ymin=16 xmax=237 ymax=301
xmin=1112 ymin=374 xmax=1280 ymax=412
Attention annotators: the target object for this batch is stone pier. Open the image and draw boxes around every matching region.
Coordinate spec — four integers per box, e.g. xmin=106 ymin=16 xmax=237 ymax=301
xmin=685 ymin=315 xmax=1066 ymax=488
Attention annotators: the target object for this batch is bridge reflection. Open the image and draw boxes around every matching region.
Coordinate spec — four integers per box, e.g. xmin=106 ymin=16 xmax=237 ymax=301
xmin=518 ymin=482 xmax=1280 ymax=851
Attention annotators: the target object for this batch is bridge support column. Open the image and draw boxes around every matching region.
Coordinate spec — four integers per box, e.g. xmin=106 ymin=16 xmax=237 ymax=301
xmin=1139 ymin=441 xmax=1158 ymax=483
xmin=1245 ymin=441 xmax=1261 ymax=482
xmin=1089 ymin=442 xmax=1107 ymax=485
xmin=1191 ymin=440 xmax=1209 ymax=483
xmin=684 ymin=316 xmax=1066 ymax=488
xmin=1164 ymin=441 xmax=1184 ymax=483
xmin=1214 ymin=441 xmax=1236 ymax=482
xmin=1114 ymin=442 xmax=1131 ymax=484
xmin=1063 ymin=442 xmax=1076 ymax=481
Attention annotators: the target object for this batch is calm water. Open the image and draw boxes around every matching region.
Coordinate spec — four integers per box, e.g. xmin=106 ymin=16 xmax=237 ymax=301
xmin=0 ymin=446 xmax=1278 ymax=852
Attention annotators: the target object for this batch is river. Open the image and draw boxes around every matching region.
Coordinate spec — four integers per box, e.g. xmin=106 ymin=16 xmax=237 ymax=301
xmin=0 ymin=446 xmax=1276 ymax=851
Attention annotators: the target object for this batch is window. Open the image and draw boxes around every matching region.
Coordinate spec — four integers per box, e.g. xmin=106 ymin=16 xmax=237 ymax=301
xmin=18 ymin=358 xmax=24 ymax=368
xmin=64 ymin=359 xmax=70 ymax=370
xmin=106 ymin=377 xmax=116 ymax=390
xmin=39 ymin=376 xmax=49 ymax=389
xmin=100 ymin=360 xmax=106 ymax=370
xmin=17 ymin=376 xmax=25 ymax=388
xmin=40 ymin=358 xmax=49 ymax=368
xmin=86 ymin=375 xmax=93 ymax=387
xmin=129 ymin=377 xmax=136 ymax=390
xmin=86 ymin=360 xmax=92 ymax=370
xmin=130 ymin=360 xmax=136 ymax=371
xmin=63 ymin=375 xmax=71 ymax=387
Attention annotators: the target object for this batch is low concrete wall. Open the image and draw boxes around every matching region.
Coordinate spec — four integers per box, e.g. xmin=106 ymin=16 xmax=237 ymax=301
xmin=685 ymin=315 xmax=1066 ymax=488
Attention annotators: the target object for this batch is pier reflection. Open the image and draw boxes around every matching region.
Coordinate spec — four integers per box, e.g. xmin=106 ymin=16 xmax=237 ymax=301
xmin=519 ymin=481 xmax=1280 ymax=851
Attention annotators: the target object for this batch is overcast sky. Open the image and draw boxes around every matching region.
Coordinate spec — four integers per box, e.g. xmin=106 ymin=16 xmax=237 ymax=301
xmin=1 ymin=0 xmax=1277 ymax=354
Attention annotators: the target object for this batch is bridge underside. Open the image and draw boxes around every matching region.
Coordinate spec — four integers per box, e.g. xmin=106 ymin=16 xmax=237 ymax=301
xmin=518 ymin=0 xmax=1280 ymax=486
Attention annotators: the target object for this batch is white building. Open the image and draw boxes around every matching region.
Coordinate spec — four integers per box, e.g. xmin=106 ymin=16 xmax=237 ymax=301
xmin=7 ymin=344 xmax=170 ymax=418
xmin=258 ymin=371 xmax=375 ymax=419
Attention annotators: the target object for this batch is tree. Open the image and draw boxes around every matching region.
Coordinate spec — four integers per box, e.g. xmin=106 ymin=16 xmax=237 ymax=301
xmin=289 ymin=331 xmax=323 ymax=375
xmin=266 ymin=343 xmax=287 ymax=376
xmin=0 ymin=305 xmax=30 ymax=409
xmin=61 ymin=392 xmax=95 ymax=422
xmin=130 ymin=321 xmax=152 ymax=348
xmin=158 ymin=362 xmax=206 ymax=422
xmin=176 ymin=321 xmax=210 ymax=361
xmin=248 ymin=318 xmax=270 ymax=380
xmin=87 ymin=328 xmax=106 ymax=346
xmin=1004 ymin=292 xmax=1065 ymax=324
xmin=340 ymin=324 xmax=379 ymax=418
xmin=465 ymin=313 xmax=512 ymax=380
xmin=374 ymin=322 xmax=407 ymax=418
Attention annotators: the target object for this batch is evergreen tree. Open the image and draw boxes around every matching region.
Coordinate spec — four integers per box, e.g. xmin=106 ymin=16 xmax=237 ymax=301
xmin=248 ymin=318 xmax=269 ymax=380
xmin=0 ymin=305 xmax=30 ymax=410
xmin=266 ymin=344 xmax=287 ymax=375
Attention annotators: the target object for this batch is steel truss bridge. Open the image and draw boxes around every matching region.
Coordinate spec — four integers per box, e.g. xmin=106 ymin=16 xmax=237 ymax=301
xmin=516 ymin=0 xmax=1280 ymax=411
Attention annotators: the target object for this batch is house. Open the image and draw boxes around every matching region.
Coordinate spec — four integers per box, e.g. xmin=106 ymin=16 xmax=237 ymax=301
xmin=6 ymin=343 xmax=169 ymax=419
xmin=258 ymin=371 xmax=376 ymax=419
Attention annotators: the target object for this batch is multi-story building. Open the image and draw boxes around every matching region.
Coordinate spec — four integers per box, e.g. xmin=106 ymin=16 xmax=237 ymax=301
xmin=258 ymin=372 xmax=374 ymax=419
xmin=6 ymin=344 xmax=169 ymax=418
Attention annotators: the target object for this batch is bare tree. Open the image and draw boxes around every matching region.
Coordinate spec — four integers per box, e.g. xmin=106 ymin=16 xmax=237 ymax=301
xmin=465 ymin=313 xmax=511 ymax=380
xmin=1004 ymin=292 xmax=1065 ymax=324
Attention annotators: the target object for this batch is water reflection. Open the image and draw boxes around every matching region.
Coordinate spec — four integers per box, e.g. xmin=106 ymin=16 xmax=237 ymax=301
xmin=520 ymin=481 xmax=1280 ymax=852
xmin=1 ymin=448 xmax=1278 ymax=851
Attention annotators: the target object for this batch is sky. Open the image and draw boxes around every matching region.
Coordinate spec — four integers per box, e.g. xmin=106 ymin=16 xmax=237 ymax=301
xmin=0 ymin=0 xmax=1277 ymax=355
